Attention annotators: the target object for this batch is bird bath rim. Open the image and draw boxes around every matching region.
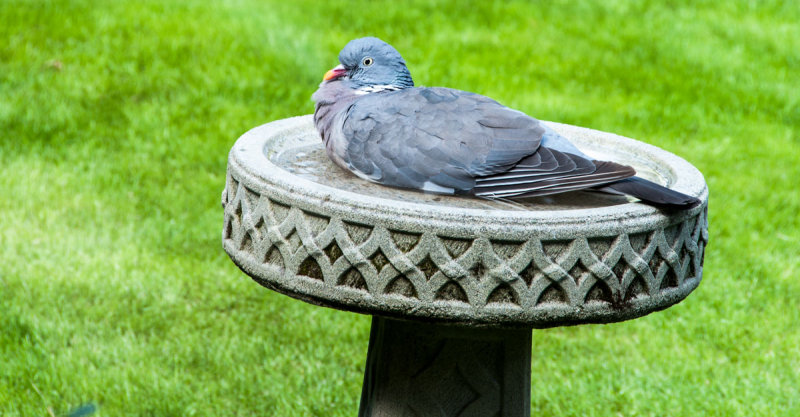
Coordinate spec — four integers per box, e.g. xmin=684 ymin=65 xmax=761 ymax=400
xmin=229 ymin=115 xmax=706 ymax=235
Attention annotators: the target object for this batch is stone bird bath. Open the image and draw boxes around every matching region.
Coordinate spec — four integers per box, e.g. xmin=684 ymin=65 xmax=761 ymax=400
xmin=221 ymin=115 xmax=708 ymax=417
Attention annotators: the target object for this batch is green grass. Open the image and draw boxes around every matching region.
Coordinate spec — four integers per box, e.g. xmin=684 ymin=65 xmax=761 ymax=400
xmin=1 ymin=0 xmax=798 ymax=415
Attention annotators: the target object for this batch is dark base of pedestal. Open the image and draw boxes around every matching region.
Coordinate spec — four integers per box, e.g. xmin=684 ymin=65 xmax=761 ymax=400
xmin=359 ymin=316 xmax=532 ymax=417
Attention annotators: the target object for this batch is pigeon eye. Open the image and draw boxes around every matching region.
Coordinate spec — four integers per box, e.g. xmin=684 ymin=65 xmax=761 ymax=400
xmin=362 ymin=57 xmax=374 ymax=66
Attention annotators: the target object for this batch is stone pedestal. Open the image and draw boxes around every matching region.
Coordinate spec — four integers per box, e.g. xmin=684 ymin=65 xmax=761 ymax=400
xmin=221 ymin=115 xmax=708 ymax=415
xmin=359 ymin=317 xmax=531 ymax=417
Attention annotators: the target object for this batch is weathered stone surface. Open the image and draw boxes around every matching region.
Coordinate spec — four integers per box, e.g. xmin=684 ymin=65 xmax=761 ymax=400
xmin=222 ymin=115 xmax=709 ymax=328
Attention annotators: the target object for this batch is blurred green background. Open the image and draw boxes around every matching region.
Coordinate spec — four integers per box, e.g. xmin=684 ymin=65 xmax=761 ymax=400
xmin=1 ymin=0 xmax=798 ymax=415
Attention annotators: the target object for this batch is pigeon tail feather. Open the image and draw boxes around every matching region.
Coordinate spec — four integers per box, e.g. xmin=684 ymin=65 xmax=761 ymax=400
xmin=603 ymin=177 xmax=701 ymax=209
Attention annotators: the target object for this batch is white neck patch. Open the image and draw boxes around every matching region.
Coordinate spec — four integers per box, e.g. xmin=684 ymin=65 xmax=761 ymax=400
xmin=355 ymin=84 xmax=402 ymax=95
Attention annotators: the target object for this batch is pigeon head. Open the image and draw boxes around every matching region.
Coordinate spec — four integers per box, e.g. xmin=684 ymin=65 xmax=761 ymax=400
xmin=322 ymin=37 xmax=414 ymax=92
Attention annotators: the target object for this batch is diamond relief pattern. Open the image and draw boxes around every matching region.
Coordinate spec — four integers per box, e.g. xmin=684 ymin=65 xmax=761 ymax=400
xmin=223 ymin=174 xmax=708 ymax=322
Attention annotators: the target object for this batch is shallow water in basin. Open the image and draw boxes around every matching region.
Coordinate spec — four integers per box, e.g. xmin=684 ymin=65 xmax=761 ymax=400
xmin=269 ymin=142 xmax=669 ymax=211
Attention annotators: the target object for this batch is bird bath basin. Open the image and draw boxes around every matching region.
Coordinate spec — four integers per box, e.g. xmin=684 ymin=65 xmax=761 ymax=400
xmin=222 ymin=115 xmax=708 ymax=416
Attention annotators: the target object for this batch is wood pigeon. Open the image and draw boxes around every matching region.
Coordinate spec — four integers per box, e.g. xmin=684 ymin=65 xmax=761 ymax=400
xmin=312 ymin=37 xmax=700 ymax=208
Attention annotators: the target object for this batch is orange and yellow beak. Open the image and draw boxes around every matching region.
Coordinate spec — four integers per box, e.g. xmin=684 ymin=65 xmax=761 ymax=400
xmin=323 ymin=64 xmax=347 ymax=81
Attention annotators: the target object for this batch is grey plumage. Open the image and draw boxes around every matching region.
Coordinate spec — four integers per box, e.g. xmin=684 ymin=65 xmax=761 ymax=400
xmin=312 ymin=37 xmax=700 ymax=209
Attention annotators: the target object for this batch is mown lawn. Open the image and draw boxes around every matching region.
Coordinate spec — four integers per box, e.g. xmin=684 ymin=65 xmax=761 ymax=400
xmin=1 ymin=0 xmax=798 ymax=415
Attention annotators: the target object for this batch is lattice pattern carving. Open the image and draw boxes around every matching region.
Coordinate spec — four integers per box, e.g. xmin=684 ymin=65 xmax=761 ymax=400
xmin=222 ymin=174 xmax=708 ymax=321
